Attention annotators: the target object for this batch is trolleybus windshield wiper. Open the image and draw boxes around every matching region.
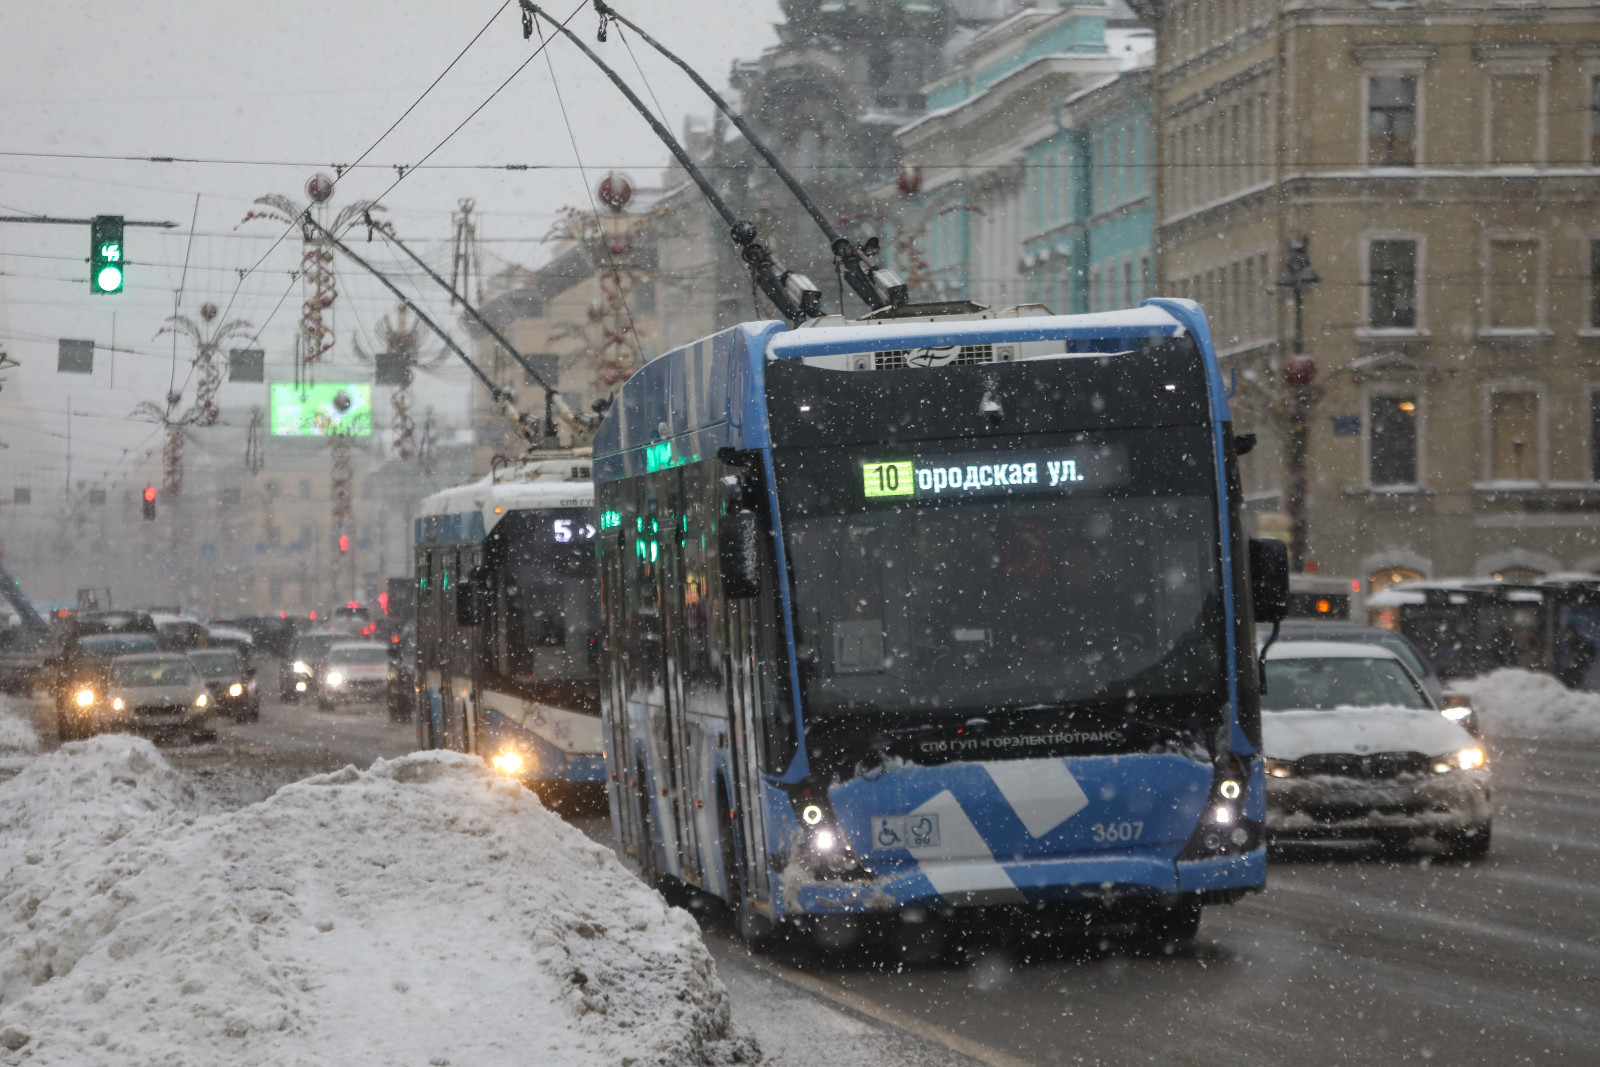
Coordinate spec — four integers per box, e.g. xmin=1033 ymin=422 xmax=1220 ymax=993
xmin=519 ymin=0 xmax=822 ymax=325
xmin=299 ymin=210 xmax=545 ymax=445
xmin=590 ymin=0 xmax=907 ymax=315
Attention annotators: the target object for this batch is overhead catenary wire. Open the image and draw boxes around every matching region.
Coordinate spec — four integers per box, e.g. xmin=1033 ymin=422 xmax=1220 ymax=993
xmin=533 ymin=17 xmax=644 ymax=366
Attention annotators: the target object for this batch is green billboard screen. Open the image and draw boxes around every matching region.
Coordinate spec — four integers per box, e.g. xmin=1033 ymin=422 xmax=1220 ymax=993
xmin=269 ymin=382 xmax=373 ymax=437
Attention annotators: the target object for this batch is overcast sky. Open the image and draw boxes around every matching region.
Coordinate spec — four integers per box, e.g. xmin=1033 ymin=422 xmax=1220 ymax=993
xmin=0 ymin=0 xmax=782 ymax=497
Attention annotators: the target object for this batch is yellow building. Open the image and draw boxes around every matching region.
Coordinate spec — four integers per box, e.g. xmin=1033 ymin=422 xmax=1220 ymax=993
xmin=1129 ymin=0 xmax=1600 ymax=586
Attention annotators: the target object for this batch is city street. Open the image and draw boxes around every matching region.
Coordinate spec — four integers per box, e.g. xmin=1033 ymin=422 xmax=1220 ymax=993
xmin=11 ymin=683 xmax=1596 ymax=1065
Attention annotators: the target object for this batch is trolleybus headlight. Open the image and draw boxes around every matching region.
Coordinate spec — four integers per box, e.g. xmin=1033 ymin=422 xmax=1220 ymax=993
xmin=491 ymin=750 xmax=525 ymax=777
xmin=228 ymin=683 xmax=244 ymax=697
xmin=295 ymin=681 xmax=307 ymax=692
xmin=801 ymin=804 xmax=825 ymax=826
xmin=75 ymin=688 xmax=95 ymax=707
xmin=1219 ymin=779 xmax=1242 ymax=800
xmin=1212 ymin=804 xmax=1235 ymax=825
xmin=813 ymin=829 xmax=837 ymax=852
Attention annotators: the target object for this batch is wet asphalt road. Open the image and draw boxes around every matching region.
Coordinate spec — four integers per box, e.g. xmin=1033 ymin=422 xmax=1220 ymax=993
xmin=20 ymin=684 xmax=1597 ymax=1065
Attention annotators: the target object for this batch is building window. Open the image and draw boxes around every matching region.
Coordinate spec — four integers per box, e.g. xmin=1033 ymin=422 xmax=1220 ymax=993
xmin=299 ymin=479 xmax=312 ymax=499
xmin=1590 ymin=391 xmax=1600 ymax=481
xmin=1369 ymin=240 xmax=1417 ymax=329
xmin=269 ymin=577 xmax=283 ymax=602
xmin=1367 ymin=76 xmax=1416 ymax=166
xmin=88 ymin=489 xmax=106 ymax=506
xmin=1591 ymin=75 xmax=1600 ymax=165
xmin=12 ymin=488 xmax=31 ymax=505
xmin=1590 ymin=239 xmax=1600 ymax=329
xmin=1487 ymin=238 xmax=1539 ymax=330
xmin=1489 ymin=74 xmax=1541 ymax=165
xmin=1369 ymin=394 xmax=1418 ymax=486
xmin=220 ymin=487 xmax=242 ymax=506
xmin=1489 ymin=391 xmax=1540 ymax=482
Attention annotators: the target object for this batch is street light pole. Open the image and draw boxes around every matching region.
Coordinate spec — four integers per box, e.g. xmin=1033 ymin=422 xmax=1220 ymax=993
xmin=1276 ymin=238 xmax=1320 ymax=573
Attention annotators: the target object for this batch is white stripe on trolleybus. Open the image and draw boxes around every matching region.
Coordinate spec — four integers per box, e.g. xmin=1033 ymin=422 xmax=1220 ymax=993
xmin=982 ymin=759 xmax=1089 ymax=838
xmin=907 ymin=790 xmax=1025 ymax=903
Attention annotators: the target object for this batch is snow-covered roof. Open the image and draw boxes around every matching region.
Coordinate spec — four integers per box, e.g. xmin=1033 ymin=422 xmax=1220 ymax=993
xmin=1264 ymin=640 xmax=1404 ymax=662
xmin=767 ymin=307 xmax=1185 ymax=360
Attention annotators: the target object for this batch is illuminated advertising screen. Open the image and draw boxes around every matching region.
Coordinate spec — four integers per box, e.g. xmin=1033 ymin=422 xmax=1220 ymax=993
xmin=860 ymin=443 xmax=1129 ymax=503
xmin=269 ymin=382 xmax=373 ymax=437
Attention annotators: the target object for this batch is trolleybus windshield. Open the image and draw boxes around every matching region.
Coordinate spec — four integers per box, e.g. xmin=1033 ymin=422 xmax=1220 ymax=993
xmin=773 ymin=425 xmax=1225 ymax=716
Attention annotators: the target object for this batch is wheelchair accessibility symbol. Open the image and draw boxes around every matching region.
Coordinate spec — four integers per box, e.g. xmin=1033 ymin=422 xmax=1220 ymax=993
xmin=874 ymin=813 xmax=941 ymax=850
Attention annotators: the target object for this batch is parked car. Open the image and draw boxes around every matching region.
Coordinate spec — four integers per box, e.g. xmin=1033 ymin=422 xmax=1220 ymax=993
xmin=1259 ymin=641 xmax=1491 ymax=858
xmin=280 ymin=629 xmax=356 ymax=701
xmin=317 ymin=641 xmax=390 ymax=711
xmin=188 ymin=647 xmax=259 ymax=722
xmin=1266 ymin=621 xmax=1478 ymax=736
xmin=150 ymin=613 xmax=211 ymax=652
xmin=70 ymin=653 xmax=214 ymax=743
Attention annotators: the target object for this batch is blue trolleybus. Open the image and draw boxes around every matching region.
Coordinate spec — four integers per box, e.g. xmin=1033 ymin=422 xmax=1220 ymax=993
xmin=413 ymin=452 xmax=607 ymax=791
xmin=593 ymin=300 xmax=1286 ymax=948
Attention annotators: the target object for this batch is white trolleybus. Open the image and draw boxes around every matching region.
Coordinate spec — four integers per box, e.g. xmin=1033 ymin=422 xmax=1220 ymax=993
xmin=413 ymin=452 xmax=605 ymax=791
xmin=592 ymin=300 xmax=1288 ymax=951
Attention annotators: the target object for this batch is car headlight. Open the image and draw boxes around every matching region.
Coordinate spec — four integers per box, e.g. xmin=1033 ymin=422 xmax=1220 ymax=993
xmin=325 ymin=671 xmax=343 ymax=687
xmin=1440 ymin=704 xmax=1473 ymax=724
xmin=491 ymin=750 xmax=525 ymax=777
xmin=195 ymin=693 xmax=208 ymax=708
xmin=295 ymin=680 xmax=307 ymax=692
xmin=1264 ymin=758 xmax=1296 ymax=779
xmin=111 ymin=697 xmax=124 ymax=711
xmin=228 ymin=682 xmax=244 ymax=697
xmin=292 ymin=660 xmax=312 ymax=676
xmin=1434 ymin=747 xmax=1485 ymax=773
xmin=75 ymin=688 xmax=95 ymax=707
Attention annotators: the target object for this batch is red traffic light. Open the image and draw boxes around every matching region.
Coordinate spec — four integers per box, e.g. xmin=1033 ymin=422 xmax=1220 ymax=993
xmin=142 ymin=486 xmax=158 ymax=502
xmin=338 ymin=535 xmax=350 ymax=553
xmin=378 ymin=592 xmax=389 ymax=615
xmin=142 ymin=486 xmax=157 ymax=520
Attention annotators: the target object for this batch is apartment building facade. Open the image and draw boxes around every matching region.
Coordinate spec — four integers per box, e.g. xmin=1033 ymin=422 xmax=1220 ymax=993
xmin=885 ymin=1 xmax=1156 ymax=312
xmin=1129 ymin=0 xmax=1600 ymax=585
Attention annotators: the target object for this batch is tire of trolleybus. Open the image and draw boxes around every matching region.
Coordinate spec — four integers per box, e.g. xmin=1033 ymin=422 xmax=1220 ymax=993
xmin=681 ymin=775 xmax=1205 ymax=957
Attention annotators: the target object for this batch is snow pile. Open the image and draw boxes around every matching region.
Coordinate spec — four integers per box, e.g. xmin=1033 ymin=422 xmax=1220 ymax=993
xmin=1453 ymin=669 xmax=1600 ymax=740
xmin=0 ymin=738 xmax=751 ymax=1066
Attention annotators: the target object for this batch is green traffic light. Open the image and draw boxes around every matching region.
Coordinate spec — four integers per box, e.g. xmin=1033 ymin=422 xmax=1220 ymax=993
xmin=89 ymin=216 xmax=125 ymax=294
xmin=96 ymin=265 xmax=123 ymax=292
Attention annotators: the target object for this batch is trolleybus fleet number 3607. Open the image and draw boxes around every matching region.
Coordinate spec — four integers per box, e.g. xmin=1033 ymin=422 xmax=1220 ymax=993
xmin=580 ymin=299 xmax=1288 ymax=946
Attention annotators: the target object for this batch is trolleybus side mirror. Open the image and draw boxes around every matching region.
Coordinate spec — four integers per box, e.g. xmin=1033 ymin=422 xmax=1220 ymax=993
xmin=1249 ymin=537 xmax=1290 ymax=624
xmin=456 ymin=569 xmax=487 ymax=626
xmin=719 ymin=512 xmax=762 ymax=599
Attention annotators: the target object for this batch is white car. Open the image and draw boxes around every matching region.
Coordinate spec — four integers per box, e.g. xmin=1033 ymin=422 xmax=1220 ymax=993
xmin=317 ymin=642 xmax=391 ymax=710
xmin=92 ymin=653 xmax=215 ymax=741
xmin=1259 ymin=641 xmax=1490 ymax=858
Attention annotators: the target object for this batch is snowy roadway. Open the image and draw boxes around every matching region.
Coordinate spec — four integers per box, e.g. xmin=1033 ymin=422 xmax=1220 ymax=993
xmin=7 ymin=679 xmax=1599 ymax=1065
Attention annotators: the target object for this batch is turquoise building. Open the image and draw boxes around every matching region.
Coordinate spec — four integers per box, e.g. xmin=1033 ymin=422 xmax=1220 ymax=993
xmin=880 ymin=1 xmax=1154 ymax=315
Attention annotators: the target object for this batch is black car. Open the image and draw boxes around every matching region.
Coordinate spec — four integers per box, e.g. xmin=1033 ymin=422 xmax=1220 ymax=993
xmin=188 ymin=647 xmax=260 ymax=722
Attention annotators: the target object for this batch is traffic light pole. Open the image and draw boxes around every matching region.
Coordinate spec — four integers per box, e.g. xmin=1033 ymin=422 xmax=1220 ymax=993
xmin=0 ymin=216 xmax=177 ymax=227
